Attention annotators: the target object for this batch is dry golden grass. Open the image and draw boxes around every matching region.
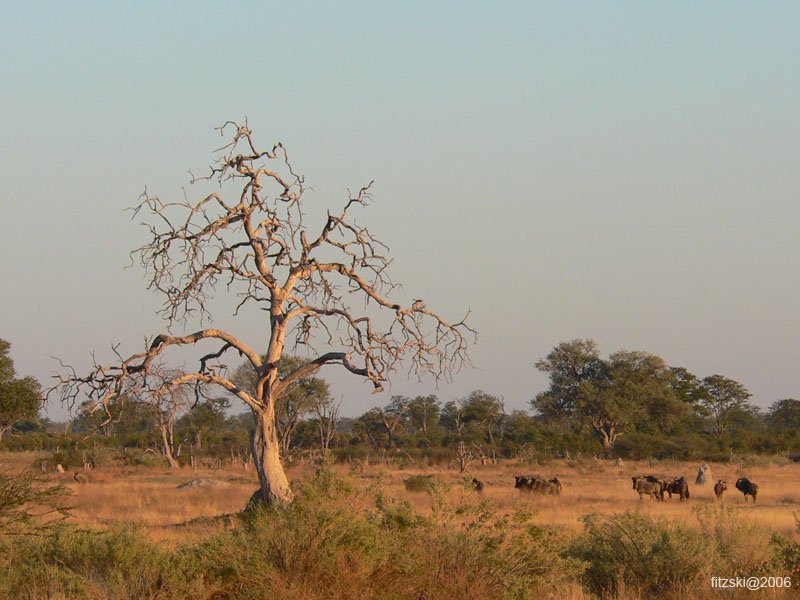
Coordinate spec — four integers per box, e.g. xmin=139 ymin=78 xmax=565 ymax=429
xmin=3 ymin=451 xmax=800 ymax=599
xmin=3 ymin=451 xmax=800 ymax=541
xmin=360 ymin=457 xmax=800 ymax=539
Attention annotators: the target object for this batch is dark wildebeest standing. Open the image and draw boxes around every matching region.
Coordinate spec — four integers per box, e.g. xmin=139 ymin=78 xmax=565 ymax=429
xmin=532 ymin=476 xmax=562 ymax=495
xmin=632 ymin=475 xmax=663 ymax=501
xmin=472 ymin=478 xmax=484 ymax=493
xmin=663 ymin=477 xmax=690 ymax=501
xmin=714 ymin=479 xmax=727 ymax=500
xmin=514 ymin=475 xmax=532 ymax=492
xmin=735 ymin=477 xmax=758 ymax=502
xmin=514 ymin=475 xmax=561 ymax=495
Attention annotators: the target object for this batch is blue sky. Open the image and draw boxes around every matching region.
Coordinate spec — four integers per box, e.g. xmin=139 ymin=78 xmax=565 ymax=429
xmin=2 ymin=2 xmax=799 ymax=418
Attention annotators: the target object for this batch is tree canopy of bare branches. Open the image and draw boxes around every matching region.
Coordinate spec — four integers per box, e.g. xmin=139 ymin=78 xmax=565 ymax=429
xmin=53 ymin=122 xmax=474 ymax=505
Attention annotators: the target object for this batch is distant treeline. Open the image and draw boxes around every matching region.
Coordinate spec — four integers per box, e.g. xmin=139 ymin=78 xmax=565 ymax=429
xmin=2 ymin=339 xmax=799 ymax=465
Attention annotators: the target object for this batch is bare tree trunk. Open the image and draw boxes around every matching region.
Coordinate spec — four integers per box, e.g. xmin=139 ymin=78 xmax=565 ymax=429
xmin=159 ymin=423 xmax=178 ymax=468
xmin=598 ymin=425 xmax=621 ymax=457
xmin=252 ymin=407 xmax=293 ymax=505
xmin=314 ymin=399 xmax=339 ymax=460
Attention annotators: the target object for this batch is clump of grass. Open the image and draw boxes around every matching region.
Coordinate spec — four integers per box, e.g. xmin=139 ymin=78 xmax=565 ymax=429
xmin=403 ymin=474 xmax=433 ymax=492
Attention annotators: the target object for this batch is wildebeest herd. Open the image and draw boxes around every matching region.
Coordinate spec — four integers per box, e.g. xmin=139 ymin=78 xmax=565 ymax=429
xmin=629 ymin=474 xmax=759 ymax=502
xmin=503 ymin=473 xmax=759 ymax=502
xmin=631 ymin=475 xmax=689 ymax=501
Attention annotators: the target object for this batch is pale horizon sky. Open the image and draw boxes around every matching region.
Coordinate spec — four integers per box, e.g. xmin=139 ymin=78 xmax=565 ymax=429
xmin=2 ymin=2 xmax=799 ymax=419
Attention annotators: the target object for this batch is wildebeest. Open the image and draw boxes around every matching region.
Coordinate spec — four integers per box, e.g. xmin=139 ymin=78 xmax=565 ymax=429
xmin=547 ymin=476 xmax=563 ymax=495
xmin=514 ymin=474 xmax=561 ymax=495
xmin=472 ymin=478 xmax=484 ymax=493
xmin=663 ymin=477 xmax=690 ymax=501
xmin=714 ymin=479 xmax=727 ymax=500
xmin=735 ymin=477 xmax=758 ymax=502
xmin=514 ymin=475 xmax=533 ymax=492
xmin=531 ymin=476 xmax=562 ymax=495
xmin=632 ymin=475 xmax=663 ymax=501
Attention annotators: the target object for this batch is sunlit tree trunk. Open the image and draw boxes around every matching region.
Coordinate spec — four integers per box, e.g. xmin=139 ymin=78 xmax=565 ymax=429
xmin=159 ymin=422 xmax=178 ymax=468
xmin=252 ymin=405 xmax=293 ymax=504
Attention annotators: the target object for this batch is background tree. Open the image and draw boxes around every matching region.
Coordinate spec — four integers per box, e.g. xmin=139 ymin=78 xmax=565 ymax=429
xmin=0 ymin=340 xmax=42 ymax=444
xmin=54 ymin=123 xmax=473 ymax=505
xmin=439 ymin=400 xmax=466 ymax=439
xmin=73 ymin=366 xmax=194 ymax=467
xmin=697 ymin=375 xmax=752 ymax=440
xmin=459 ymin=390 xmax=503 ymax=445
xmin=767 ymin=399 xmax=800 ymax=435
xmin=147 ymin=369 xmax=192 ymax=468
xmin=406 ymin=395 xmax=440 ymax=443
xmin=375 ymin=396 xmax=411 ymax=449
xmin=668 ymin=367 xmax=703 ymax=406
xmin=310 ymin=396 xmax=340 ymax=460
xmin=532 ymin=339 xmax=605 ymax=430
xmin=576 ymin=350 xmax=676 ymax=455
xmin=352 ymin=408 xmax=386 ymax=449
xmin=176 ymin=397 xmax=230 ymax=452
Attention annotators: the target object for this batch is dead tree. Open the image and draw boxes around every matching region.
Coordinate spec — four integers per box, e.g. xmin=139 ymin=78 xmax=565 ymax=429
xmin=454 ymin=441 xmax=475 ymax=473
xmin=377 ymin=399 xmax=411 ymax=449
xmin=150 ymin=368 xmax=192 ymax=469
xmin=312 ymin=397 xmax=340 ymax=460
xmin=52 ymin=122 xmax=474 ymax=506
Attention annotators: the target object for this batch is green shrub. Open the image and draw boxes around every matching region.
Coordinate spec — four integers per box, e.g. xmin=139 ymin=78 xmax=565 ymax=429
xmin=0 ymin=525 xmax=202 ymax=600
xmin=0 ymin=470 xmax=70 ymax=536
xmin=403 ymin=474 xmax=433 ymax=493
xmin=570 ymin=507 xmax=783 ymax=597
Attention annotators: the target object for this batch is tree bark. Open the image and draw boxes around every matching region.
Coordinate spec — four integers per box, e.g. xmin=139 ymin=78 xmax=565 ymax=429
xmin=159 ymin=423 xmax=178 ymax=468
xmin=595 ymin=423 xmax=621 ymax=457
xmin=252 ymin=407 xmax=294 ymax=505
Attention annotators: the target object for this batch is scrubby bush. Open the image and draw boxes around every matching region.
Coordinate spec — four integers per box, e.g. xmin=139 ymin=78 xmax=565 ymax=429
xmin=0 ymin=470 xmax=70 ymax=538
xmin=403 ymin=474 xmax=434 ymax=493
xmin=0 ymin=525 xmax=204 ymax=600
xmin=570 ymin=507 xmax=783 ymax=597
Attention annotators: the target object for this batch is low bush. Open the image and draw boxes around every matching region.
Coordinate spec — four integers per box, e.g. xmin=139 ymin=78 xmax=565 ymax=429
xmin=570 ymin=506 xmax=783 ymax=597
xmin=402 ymin=474 xmax=434 ymax=493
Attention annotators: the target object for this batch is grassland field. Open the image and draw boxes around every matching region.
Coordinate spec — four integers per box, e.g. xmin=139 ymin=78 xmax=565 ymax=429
xmin=3 ymin=451 xmax=798 ymax=543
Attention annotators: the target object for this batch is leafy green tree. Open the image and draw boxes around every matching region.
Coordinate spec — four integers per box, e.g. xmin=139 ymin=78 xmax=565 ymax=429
xmin=0 ymin=340 xmax=42 ymax=443
xmin=459 ymin=390 xmax=504 ymax=445
xmin=352 ymin=408 xmax=387 ymax=448
xmin=532 ymin=339 xmax=605 ymax=429
xmin=439 ymin=400 xmax=466 ymax=438
xmin=668 ymin=367 xmax=703 ymax=406
xmin=177 ymin=397 xmax=230 ymax=450
xmin=406 ymin=395 xmax=440 ymax=440
xmin=353 ymin=396 xmax=412 ymax=450
xmin=697 ymin=375 xmax=752 ymax=440
xmin=767 ymin=399 xmax=800 ymax=434
xmin=577 ymin=350 xmax=676 ymax=455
